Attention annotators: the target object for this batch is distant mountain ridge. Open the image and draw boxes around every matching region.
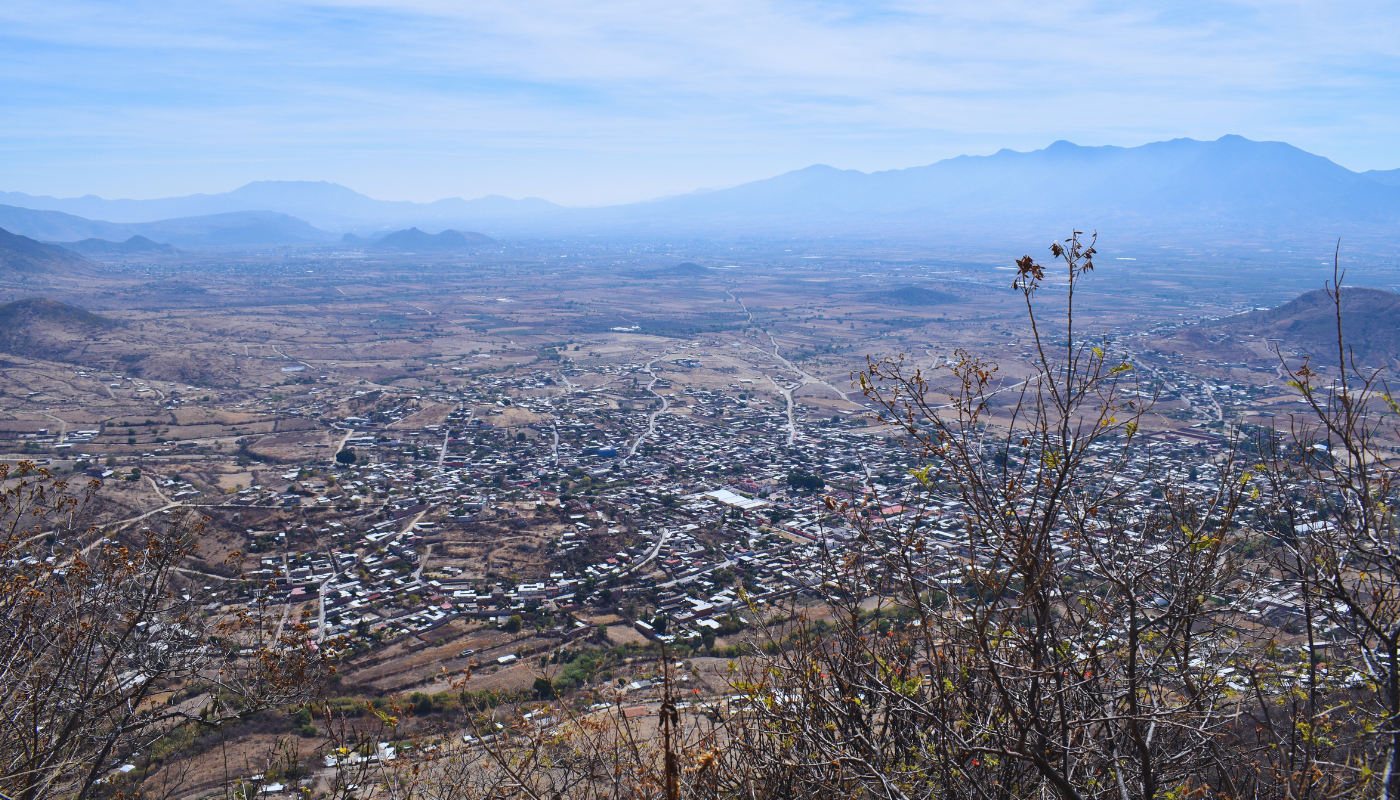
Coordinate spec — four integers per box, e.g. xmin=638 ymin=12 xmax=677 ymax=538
xmin=570 ymin=135 xmax=1400 ymax=242
xmin=365 ymin=227 xmax=496 ymax=252
xmin=0 ymin=205 xmax=334 ymax=247
xmin=1 ymin=135 xmax=1397 ymax=247
xmin=60 ymin=235 xmax=180 ymax=257
xmin=0 ymin=181 xmax=561 ymax=229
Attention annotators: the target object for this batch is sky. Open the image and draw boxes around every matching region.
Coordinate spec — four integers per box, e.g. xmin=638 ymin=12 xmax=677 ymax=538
xmin=2 ymin=0 xmax=1398 ymax=207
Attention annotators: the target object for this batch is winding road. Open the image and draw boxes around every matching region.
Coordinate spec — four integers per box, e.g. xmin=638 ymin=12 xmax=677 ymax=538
xmin=623 ymin=351 xmax=674 ymax=464
xmin=543 ymin=370 xmax=576 ymax=466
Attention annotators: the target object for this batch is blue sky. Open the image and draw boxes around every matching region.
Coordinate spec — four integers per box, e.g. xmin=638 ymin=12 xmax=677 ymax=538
xmin=2 ymin=0 xmax=1398 ymax=206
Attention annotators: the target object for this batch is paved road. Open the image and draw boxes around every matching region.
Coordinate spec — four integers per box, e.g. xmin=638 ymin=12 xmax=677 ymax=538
xmin=726 ymin=288 xmax=754 ymax=324
xmin=1199 ymin=382 xmax=1225 ymax=422
xmin=623 ymin=351 xmax=674 ymax=464
xmin=766 ymin=374 xmax=799 ymax=446
xmin=317 ymin=575 xmax=332 ymax=641
xmin=546 ymin=410 xmax=561 ymax=465
xmin=413 ymin=543 xmax=433 ymax=581
xmin=271 ymin=344 xmax=316 ymax=373
xmin=733 ymin=284 xmax=850 ymax=400
xmin=538 ymin=370 xmax=577 ymax=466
xmin=624 ymin=527 xmax=672 ymax=575
xmin=725 ymin=289 xmax=800 ymax=445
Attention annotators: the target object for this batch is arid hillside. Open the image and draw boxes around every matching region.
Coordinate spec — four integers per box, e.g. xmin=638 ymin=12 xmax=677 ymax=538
xmin=0 ymin=297 xmax=116 ymax=359
xmin=0 ymin=226 xmax=96 ymax=278
xmin=1159 ymin=287 xmax=1400 ymax=369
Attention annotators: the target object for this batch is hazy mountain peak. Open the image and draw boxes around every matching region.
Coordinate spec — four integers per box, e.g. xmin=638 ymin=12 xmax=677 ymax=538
xmin=59 ymin=234 xmax=180 ymax=257
xmin=0 ymin=135 xmax=1396 ymax=247
xmin=0 ymin=180 xmax=563 ymax=230
xmin=371 ymin=227 xmax=496 ymax=251
xmin=562 ymin=134 xmax=1400 ymax=245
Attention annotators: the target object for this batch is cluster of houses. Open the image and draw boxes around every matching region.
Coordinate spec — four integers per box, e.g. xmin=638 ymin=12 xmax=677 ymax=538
xmin=206 ymin=347 xmax=1320 ymax=657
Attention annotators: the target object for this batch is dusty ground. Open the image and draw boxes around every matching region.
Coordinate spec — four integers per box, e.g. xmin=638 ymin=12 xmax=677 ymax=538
xmin=4 ymin=240 xmax=1348 ymax=800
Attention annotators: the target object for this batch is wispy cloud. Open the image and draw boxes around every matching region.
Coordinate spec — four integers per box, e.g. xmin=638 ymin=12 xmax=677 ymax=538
xmin=1 ymin=0 xmax=1397 ymax=204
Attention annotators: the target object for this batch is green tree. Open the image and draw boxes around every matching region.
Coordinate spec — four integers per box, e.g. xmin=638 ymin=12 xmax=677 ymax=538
xmin=785 ymin=470 xmax=823 ymax=493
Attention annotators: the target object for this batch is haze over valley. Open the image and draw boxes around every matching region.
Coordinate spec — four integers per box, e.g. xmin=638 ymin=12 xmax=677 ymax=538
xmin=4 ymin=135 xmax=1399 ymax=254
xmin=4 ymin=2 xmax=1400 ymax=798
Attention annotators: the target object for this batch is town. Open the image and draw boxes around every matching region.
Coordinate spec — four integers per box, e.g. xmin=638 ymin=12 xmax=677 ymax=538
xmin=10 ymin=321 xmax=1334 ymax=699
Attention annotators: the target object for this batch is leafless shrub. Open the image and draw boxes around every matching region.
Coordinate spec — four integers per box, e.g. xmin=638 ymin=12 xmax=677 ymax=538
xmin=14 ymin=234 xmax=1400 ymax=800
xmin=1248 ymin=244 xmax=1400 ymax=798
xmin=719 ymin=232 xmax=1266 ymax=799
xmin=0 ymin=462 xmax=329 ymax=800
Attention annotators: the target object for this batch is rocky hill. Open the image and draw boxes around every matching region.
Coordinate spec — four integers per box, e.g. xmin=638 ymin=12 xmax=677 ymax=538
xmin=1165 ymin=287 xmax=1400 ymax=369
xmin=0 ymin=226 xmax=97 ymax=278
xmin=0 ymin=297 xmax=115 ymax=359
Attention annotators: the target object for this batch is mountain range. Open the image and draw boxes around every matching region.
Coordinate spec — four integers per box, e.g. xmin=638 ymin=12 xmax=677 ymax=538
xmin=575 ymin=135 xmax=1400 ymax=244
xmin=0 ymin=206 xmax=334 ymax=247
xmin=0 ymin=183 xmax=559 ymax=230
xmin=0 ymin=135 xmax=1396 ymax=248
